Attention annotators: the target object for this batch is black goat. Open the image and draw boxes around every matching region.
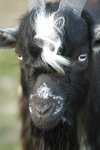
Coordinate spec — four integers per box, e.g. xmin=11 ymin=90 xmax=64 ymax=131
xmin=0 ymin=0 xmax=100 ymax=149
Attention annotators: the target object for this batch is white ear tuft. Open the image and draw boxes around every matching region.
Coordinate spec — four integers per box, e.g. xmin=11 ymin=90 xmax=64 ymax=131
xmin=93 ymin=25 xmax=100 ymax=54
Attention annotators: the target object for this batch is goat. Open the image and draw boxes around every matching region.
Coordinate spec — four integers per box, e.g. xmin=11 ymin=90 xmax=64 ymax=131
xmin=0 ymin=0 xmax=100 ymax=149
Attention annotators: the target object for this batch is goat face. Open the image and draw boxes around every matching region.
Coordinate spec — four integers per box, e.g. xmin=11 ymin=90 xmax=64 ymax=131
xmin=0 ymin=1 xmax=100 ymax=130
xmin=16 ymin=5 xmax=93 ymax=129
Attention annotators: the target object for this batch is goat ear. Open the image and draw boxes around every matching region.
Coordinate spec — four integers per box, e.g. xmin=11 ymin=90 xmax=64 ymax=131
xmin=93 ymin=25 xmax=100 ymax=54
xmin=0 ymin=28 xmax=18 ymax=49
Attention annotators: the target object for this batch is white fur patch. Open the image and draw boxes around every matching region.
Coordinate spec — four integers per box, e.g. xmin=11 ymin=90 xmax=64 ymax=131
xmin=32 ymin=9 xmax=70 ymax=74
xmin=37 ymin=82 xmax=52 ymax=99
xmin=30 ymin=82 xmax=63 ymax=101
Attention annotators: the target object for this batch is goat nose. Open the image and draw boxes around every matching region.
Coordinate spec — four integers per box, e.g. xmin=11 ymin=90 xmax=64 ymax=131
xmin=35 ymin=103 xmax=52 ymax=115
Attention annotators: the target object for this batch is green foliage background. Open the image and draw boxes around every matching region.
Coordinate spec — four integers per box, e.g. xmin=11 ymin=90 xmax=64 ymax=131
xmin=0 ymin=1 xmax=27 ymax=150
xmin=0 ymin=50 xmax=21 ymax=150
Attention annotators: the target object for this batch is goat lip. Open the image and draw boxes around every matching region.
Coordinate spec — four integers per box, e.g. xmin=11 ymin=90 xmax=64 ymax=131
xmin=29 ymin=105 xmax=62 ymax=129
xmin=29 ymin=104 xmax=63 ymax=117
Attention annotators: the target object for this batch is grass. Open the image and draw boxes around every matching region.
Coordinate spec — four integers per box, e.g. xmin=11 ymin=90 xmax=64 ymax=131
xmin=0 ymin=50 xmax=21 ymax=150
xmin=0 ymin=50 xmax=19 ymax=76
xmin=0 ymin=1 xmax=27 ymax=149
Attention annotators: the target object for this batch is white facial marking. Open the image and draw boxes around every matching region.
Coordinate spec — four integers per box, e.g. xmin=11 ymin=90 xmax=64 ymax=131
xmin=34 ymin=10 xmax=64 ymax=47
xmin=30 ymin=83 xmax=63 ymax=101
xmin=31 ymin=9 xmax=70 ymax=74
xmin=37 ymin=82 xmax=52 ymax=99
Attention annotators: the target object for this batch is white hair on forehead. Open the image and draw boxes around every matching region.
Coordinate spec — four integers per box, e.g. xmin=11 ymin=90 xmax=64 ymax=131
xmin=42 ymin=45 xmax=70 ymax=74
xmin=34 ymin=9 xmax=65 ymax=39
xmin=32 ymin=9 xmax=70 ymax=74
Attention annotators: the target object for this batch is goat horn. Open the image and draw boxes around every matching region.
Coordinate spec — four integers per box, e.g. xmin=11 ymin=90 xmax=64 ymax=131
xmin=58 ymin=0 xmax=87 ymax=17
xmin=28 ymin=0 xmax=46 ymax=11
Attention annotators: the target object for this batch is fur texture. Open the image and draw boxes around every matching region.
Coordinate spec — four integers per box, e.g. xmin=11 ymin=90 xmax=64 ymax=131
xmin=0 ymin=1 xmax=100 ymax=150
xmin=17 ymin=2 xmax=98 ymax=150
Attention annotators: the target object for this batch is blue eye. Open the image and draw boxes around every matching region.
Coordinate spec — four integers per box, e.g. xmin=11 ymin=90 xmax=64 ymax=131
xmin=78 ymin=54 xmax=87 ymax=62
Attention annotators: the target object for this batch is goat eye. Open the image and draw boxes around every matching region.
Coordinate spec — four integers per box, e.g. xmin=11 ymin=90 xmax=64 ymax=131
xmin=78 ymin=54 xmax=87 ymax=62
xmin=17 ymin=55 xmax=23 ymax=61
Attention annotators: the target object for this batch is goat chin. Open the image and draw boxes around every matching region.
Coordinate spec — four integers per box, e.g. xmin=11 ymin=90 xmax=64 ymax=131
xmin=29 ymin=98 xmax=63 ymax=129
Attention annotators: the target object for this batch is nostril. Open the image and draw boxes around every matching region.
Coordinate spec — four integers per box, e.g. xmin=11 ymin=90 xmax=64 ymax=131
xmin=35 ymin=103 xmax=52 ymax=115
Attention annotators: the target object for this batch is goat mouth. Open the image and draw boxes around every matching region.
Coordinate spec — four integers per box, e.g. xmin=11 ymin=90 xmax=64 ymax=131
xmin=29 ymin=104 xmax=63 ymax=129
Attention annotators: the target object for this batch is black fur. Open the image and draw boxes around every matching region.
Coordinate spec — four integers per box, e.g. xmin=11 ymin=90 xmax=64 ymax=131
xmin=14 ymin=2 xmax=100 ymax=150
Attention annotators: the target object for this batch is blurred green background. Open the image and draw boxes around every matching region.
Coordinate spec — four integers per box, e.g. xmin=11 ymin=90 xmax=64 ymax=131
xmin=0 ymin=1 xmax=27 ymax=150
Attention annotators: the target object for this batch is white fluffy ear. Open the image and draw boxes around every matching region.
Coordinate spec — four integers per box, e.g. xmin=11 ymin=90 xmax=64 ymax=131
xmin=93 ymin=25 xmax=100 ymax=54
xmin=0 ymin=28 xmax=18 ymax=49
